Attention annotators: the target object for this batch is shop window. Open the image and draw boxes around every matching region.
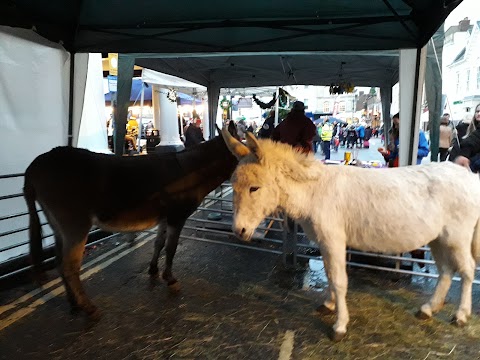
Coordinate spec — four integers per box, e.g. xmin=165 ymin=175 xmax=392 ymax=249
xmin=466 ymin=69 xmax=470 ymax=91
xmin=323 ymin=101 xmax=330 ymax=113
xmin=477 ymin=67 xmax=480 ymax=90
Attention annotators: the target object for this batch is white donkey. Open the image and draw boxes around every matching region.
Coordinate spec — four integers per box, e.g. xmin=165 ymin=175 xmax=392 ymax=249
xmin=221 ymin=127 xmax=480 ymax=341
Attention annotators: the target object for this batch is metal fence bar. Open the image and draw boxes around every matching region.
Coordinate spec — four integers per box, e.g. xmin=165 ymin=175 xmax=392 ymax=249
xmin=0 ymin=173 xmax=24 ymax=179
xmin=0 ymin=211 xmax=30 ymax=222
xmin=0 ymin=193 xmax=23 ymax=201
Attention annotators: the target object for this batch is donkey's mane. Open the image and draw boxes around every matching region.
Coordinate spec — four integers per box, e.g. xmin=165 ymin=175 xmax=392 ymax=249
xmin=251 ymin=138 xmax=324 ymax=181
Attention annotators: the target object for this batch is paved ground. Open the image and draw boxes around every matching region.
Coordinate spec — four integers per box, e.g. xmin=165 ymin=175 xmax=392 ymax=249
xmin=314 ymin=136 xmax=432 ymax=165
xmin=313 ymin=137 xmax=386 ymax=163
xmin=1 ymin=231 xmax=479 ymax=360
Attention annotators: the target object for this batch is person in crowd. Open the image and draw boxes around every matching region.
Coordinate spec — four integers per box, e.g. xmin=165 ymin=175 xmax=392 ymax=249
xmin=258 ymin=110 xmax=276 ymax=139
xmin=321 ymin=119 xmax=333 ymax=160
xmin=439 ymin=115 xmax=453 ymax=161
xmin=237 ymin=119 xmax=247 ymax=140
xmin=356 ymin=122 xmax=365 ymax=148
xmin=339 ymin=123 xmax=347 ymax=147
xmin=125 ymin=116 xmax=139 ymax=152
xmin=364 ymin=125 xmax=372 ymax=142
xmin=271 ymin=101 xmax=316 ymax=154
xmin=377 ymin=112 xmax=430 ymax=167
xmin=346 ymin=125 xmax=357 ymax=149
xmin=455 ymin=113 xmax=472 ymax=141
xmin=452 ymin=103 xmax=480 ymax=171
xmin=312 ymin=124 xmax=321 ymax=154
xmin=145 ymin=120 xmax=154 ymax=131
xmin=184 ymin=118 xmax=205 ymax=148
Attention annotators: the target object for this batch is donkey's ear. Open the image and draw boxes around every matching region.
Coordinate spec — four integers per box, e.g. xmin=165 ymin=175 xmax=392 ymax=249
xmin=245 ymin=132 xmax=263 ymax=160
xmin=221 ymin=125 xmax=250 ymax=160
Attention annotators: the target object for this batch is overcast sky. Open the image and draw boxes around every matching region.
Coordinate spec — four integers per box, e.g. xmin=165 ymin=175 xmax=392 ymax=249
xmin=445 ymin=0 xmax=479 ymax=28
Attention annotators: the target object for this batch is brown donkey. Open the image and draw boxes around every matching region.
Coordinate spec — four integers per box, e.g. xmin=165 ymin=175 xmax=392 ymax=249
xmin=24 ymin=122 xmax=238 ymax=319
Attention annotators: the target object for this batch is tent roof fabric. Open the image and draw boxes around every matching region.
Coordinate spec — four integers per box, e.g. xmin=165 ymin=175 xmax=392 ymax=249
xmin=135 ymin=51 xmax=401 ymax=88
xmin=1 ymin=1 xmax=459 ymax=90
xmin=1 ymin=1 xmax=461 ymax=53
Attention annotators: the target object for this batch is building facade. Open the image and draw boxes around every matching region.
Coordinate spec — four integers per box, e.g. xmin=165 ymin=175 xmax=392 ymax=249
xmin=443 ymin=18 xmax=480 ymax=121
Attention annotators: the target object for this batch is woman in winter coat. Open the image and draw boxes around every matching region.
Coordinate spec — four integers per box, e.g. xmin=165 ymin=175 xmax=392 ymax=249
xmin=439 ymin=116 xmax=453 ymax=161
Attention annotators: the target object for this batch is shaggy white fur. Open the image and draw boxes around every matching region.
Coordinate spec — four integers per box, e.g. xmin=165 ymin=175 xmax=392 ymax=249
xmin=222 ymin=128 xmax=480 ymax=341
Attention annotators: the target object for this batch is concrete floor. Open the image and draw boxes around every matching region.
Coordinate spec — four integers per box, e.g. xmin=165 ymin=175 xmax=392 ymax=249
xmin=1 ymin=231 xmax=480 ymax=360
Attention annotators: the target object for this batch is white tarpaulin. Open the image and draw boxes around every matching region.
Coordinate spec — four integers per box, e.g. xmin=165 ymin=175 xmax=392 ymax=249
xmin=141 ymin=68 xmax=207 ymax=95
xmin=76 ymin=53 xmax=109 ymax=153
xmin=0 ymin=26 xmax=70 ymax=174
xmin=0 ymin=26 xmax=71 ymax=262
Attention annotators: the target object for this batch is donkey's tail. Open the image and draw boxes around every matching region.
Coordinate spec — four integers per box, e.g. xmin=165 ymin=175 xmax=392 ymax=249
xmin=472 ymin=217 xmax=480 ymax=264
xmin=23 ymin=176 xmax=43 ymax=271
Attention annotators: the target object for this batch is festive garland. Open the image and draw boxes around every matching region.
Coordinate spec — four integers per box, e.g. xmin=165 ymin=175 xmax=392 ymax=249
xmin=252 ymin=88 xmax=294 ymax=109
xmin=329 ymin=82 xmax=355 ymax=95
xmin=219 ymin=97 xmax=231 ymax=110
xmin=252 ymin=94 xmax=276 ymax=109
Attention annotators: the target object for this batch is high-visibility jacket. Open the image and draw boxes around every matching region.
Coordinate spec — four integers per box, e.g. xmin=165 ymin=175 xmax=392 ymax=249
xmin=321 ymin=123 xmax=333 ymax=141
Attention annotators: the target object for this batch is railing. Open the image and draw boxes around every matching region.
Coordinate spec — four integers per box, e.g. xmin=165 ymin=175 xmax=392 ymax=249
xmin=0 ymin=173 xmax=118 ymax=280
xmin=1 ymin=176 xmax=479 ymax=285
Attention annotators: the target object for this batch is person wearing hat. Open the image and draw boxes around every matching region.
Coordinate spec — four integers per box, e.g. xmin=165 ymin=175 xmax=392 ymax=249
xmin=271 ymin=101 xmax=316 ymax=154
xmin=184 ymin=118 xmax=205 ymax=148
xmin=258 ymin=110 xmax=276 ymax=139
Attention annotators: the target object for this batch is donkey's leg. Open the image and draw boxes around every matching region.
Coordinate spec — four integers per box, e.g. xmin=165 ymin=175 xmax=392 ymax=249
xmin=56 ymin=212 xmax=99 ymax=319
xmin=319 ymin=241 xmax=349 ymax=341
xmin=317 ymin=256 xmax=336 ymax=314
xmin=54 ymin=233 xmax=80 ymax=311
xmin=452 ymin=246 xmax=475 ymax=326
xmin=418 ymin=239 xmax=453 ymax=319
xmin=301 ymin=221 xmax=336 ymax=314
xmin=148 ymin=219 xmax=167 ymax=276
xmin=162 ymin=217 xmax=187 ymax=291
xmin=61 ymin=233 xmax=100 ymax=319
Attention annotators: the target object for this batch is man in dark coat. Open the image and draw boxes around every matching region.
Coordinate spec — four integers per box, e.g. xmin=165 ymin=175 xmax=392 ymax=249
xmin=184 ymin=119 xmax=205 ymax=148
xmin=271 ymin=101 xmax=316 ymax=153
xmin=258 ymin=110 xmax=276 ymax=139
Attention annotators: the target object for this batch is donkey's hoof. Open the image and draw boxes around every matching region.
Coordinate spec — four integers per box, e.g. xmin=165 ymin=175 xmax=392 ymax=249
xmin=452 ymin=316 xmax=467 ymax=327
xmin=87 ymin=308 xmax=101 ymax=322
xmin=331 ymin=330 xmax=346 ymax=342
xmin=415 ymin=310 xmax=431 ymax=321
xmin=70 ymin=305 xmax=82 ymax=316
xmin=168 ymin=281 xmax=181 ymax=294
xmin=148 ymin=266 xmax=159 ymax=276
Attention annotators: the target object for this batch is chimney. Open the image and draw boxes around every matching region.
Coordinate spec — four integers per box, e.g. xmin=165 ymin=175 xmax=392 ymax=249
xmin=459 ymin=17 xmax=470 ymax=32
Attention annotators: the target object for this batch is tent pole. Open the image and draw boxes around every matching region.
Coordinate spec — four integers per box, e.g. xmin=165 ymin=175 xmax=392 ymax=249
xmin=137 ymin=82 xmax=145 ymax=153
xmin=399 ymin=47 xmax=427 ymax=166
xmin=67 ymin=52 xmax=75 ymax=146
xmin=274 ymin=87 xmax=280 ymax=126
xmin=113 ymin=55 xmax=135 ymax=156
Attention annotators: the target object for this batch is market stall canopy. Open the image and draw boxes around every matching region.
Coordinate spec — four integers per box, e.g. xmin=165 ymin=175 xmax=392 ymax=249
xmin=135 ymin=51 xmax=401 ymax=88
xmin=103 ymin=78 xmax=203 ymax=105
xmin=1 ymin=0 xmax=461 ymax=53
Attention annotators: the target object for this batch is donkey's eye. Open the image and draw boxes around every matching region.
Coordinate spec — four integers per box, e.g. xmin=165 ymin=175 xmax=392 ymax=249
xmin=249 ymin=186 xmax=260 ymax=193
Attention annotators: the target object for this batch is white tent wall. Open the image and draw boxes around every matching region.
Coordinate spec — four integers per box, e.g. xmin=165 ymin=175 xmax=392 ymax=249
xmin=0 ymin=26 xmax=71 ymax=262
xmin=75 ymin=53 xmax=109 ymax=153
xmin=0 ymin=26 xmax=70 ymax=173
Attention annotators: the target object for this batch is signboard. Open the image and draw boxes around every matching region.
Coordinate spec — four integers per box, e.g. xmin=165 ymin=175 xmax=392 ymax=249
xmin=107 ymin=75 xmax=117 ymax=92
xmin=237 ymin=97 xmax=253 ymax=108
xmin=108 ymin=53 xmax=118 ymax=76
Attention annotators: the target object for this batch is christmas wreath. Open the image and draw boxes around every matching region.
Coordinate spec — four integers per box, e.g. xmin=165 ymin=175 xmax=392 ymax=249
xmin=167 ymin=89 xmax=177 ymax=102
xmin=219 ymin=97 xmax=231 ymax=110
